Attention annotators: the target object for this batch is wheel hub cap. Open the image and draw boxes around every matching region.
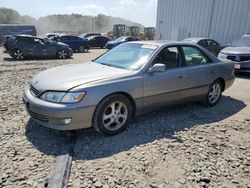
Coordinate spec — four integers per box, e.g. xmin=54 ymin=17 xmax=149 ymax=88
xmin=102 ymin=101 xmax=128 ymax=131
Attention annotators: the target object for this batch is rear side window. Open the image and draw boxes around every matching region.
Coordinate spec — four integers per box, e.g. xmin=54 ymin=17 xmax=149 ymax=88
xmin=207 ymin=40 xmax=219 ymax=46
xmin=182 ymin=46 xmax=210 ymax=66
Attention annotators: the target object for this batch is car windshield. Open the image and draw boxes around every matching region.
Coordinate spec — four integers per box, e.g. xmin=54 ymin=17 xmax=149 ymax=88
xmin=232 ymin=36 xmax=250 ymax=47
xmin=95 ymin=43 xmax=158 ymax=70
xmin=115 ymin=36 xmax=127 ymax=42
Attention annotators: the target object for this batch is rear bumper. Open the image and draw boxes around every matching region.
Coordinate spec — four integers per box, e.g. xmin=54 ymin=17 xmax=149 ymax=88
xmin=23 ymin=87 xmax=95 ymax=130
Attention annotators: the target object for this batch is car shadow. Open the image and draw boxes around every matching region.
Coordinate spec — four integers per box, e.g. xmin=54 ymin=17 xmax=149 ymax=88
xmin=25 ymin=96 xmax=246 ymax=159
xmin=236 ymin=74 xmax=250 ymax=79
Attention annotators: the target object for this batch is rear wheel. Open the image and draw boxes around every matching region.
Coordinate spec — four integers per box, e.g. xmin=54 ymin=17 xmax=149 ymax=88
xmin=79 ymin=46 xmax=85 ymax=53
xmin=93 ymin=94 xmax=132 ymax=136
xmin=12 ymin=49 xmax=24 ymax=60
xmin=57 ymin=49 xmax=68 ymax=59
xmin=203 ymin=80 xmax=222 ymax=107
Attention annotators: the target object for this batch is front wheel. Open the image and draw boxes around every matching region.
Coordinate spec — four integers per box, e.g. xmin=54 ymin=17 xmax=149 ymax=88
xmin=12 ymin=49 xmax=24 ymax=60
xmin=93 ymin=94 xmax=133 ymax=136
xmin=203 ymin=80 xmax=222 ymax=107
xmin=57 ymin=49 xmax=68 ymax=59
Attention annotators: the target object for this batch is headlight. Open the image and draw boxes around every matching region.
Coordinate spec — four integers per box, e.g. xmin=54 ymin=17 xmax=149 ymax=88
xmin=40 ymin=91 xmax=85 ymax=103
xmin=218 ymin=52 xmax=228 ymax=60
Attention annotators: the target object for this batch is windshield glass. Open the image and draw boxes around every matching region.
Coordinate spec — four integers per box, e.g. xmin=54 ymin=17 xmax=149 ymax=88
xmin=95 ymin=43 xmax=158 ymax=70
xmin=232 ymin=36 xmax=250 ymax=47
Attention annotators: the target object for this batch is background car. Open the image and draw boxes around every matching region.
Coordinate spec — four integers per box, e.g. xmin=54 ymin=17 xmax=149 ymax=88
xmin=54 ymin=35 xmax=89 ymax=53
xmin=105 ymin=36 xmax=141 ymax=49
xmin=79 ymin=33 xmax=101 ymax=39
xmin=3 ymin=35 xmax=73 ymax=60
xmin=41 ymin=33 xmax=59 ymax=39
xmin=218 ymin=34 xmax=250 ymax=74
xmin=183 ymin=38 xmax=226 ymax=56
xmin=87 ymin=35 xmax=111 ymax=48
xmin=24 ymin=41 xmax=235 ymax=136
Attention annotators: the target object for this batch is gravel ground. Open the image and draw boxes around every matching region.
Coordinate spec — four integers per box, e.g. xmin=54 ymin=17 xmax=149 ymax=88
xmin=69 ymin=78 xmax=250 ymax=187
xmin=0 ymin=48 xmax=106 ymax=187
xmin=0 ymin=47 xmax=250 ymax=188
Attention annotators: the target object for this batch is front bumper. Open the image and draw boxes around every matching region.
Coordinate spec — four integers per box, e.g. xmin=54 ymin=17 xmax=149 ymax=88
xmin=23 ymin=87 xmax=95 ymax=130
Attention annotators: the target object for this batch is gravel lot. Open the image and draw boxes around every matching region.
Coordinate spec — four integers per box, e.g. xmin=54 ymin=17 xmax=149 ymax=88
xmin=0 ymin=47 xmax=249 ymax=188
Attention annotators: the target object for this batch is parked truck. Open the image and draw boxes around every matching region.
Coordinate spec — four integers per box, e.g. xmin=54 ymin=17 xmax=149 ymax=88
xmin=0 ymin=24 xmax=37 ymax=44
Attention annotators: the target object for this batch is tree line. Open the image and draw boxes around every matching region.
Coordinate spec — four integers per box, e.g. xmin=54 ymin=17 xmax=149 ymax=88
xmin=0 ymin=7 xmax=143 ymax=34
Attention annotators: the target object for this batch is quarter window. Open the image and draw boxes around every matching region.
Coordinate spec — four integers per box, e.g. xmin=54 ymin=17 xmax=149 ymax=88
xmin=182 ymin=46 xmax=209 ymax=66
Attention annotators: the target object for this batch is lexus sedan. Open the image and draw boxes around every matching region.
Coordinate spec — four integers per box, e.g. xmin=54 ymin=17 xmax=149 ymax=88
xmin=23 ymin=41 xmax=235 ymax=136
xmin=183 ymin=38 xmax=225 ymax=56
xmin=4 ymin=35 xmax=73 ymax=60
xmin=105 ymin=36 xmax=141 ymax=49
xmin=218 ymin=34 xmax=250 ymax=74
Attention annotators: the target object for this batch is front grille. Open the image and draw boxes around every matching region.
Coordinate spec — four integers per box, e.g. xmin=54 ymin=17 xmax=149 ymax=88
xmin=30 ymin=84 xmax=40 ymax=96
xmin=227 ymin=55 xmax=250 ymax=62
xmin=28 ymin=109 xmax=49 ymax=122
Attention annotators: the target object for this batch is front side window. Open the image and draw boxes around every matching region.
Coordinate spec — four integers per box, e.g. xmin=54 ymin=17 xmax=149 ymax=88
xmin=154 ymin=47 xmax=180 ymax=69
xmin=182 ymin=46 xmax=210 ymax=66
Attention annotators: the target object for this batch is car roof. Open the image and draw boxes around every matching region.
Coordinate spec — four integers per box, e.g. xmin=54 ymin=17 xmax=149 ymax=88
xmin=183 ymin=37 xmax=208 ymax=43
xmin=15 ymin=35 xmax=43 ymax=40
xmin=129 ymin=40 xmax=203 ymax=47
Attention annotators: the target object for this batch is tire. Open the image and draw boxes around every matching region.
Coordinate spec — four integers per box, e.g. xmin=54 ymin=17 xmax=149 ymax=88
xmin=57 ymin=49 xmax=68 ymax=59
xmin=93 ymin=94 xmax=133 ymax=136
xmin=79 ymin=46 xmax=85 ymax=53
xmin=12 ymin=49 xmax=24 ymax=60
xmin=202 ymin=80 xmax=222 ymax=107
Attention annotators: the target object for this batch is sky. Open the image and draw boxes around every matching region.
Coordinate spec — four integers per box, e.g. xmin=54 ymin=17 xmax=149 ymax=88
xmin=0 ymin=0 xmax=158 ymax=26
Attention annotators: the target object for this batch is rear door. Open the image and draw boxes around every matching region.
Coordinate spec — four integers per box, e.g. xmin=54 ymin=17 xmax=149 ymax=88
xmin=18 ymin=37 xmax=37 ymax=56
xmin=179 ymin=45 xmax=217 ymax=98
xmin=143 ymin=46 xmax=187 ymax=110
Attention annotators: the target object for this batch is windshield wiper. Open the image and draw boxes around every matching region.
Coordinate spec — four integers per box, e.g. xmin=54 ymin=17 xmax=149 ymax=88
xmin=98 ymin=62 xmax=113 ymax=67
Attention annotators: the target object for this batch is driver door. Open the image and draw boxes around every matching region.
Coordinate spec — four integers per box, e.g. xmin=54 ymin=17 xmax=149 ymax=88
xmin=143 ymin=46 xmax=187 ymax=111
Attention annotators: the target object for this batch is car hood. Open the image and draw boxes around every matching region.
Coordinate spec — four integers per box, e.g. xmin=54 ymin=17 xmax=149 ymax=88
xmin=221 ymin=47 xmax=250 ymax=55
xmin=31 ymin=62 xmax=133 ymax=91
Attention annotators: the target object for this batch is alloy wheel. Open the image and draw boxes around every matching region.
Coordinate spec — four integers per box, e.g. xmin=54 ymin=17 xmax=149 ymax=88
xmin=58 ymin=50 xmax=67 ymax=59
xmin=102 ymin=101 xmax=128 ymax=131
xmin=208 ymin=83 xmax=221 ymax=104
xmin=14 ymin=49 xmax=24 ymax=60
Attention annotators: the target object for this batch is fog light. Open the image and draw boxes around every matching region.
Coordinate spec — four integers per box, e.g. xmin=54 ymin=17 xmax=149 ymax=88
xmin=50 ymin=118 xmax=72 ymax=125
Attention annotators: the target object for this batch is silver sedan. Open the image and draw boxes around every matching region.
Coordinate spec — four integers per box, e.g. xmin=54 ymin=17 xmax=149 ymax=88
xmin=23 ymin=41 xmax=235 ymax=136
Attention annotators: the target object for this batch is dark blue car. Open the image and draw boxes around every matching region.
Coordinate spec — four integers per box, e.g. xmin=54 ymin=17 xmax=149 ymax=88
xmin=105 ymin=36 xmax=141 ymax=49
xmin=54 ymin=35 xmax=90 ymax=53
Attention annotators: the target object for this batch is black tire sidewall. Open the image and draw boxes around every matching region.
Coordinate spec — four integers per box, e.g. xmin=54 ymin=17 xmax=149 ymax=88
xmin=79 ymin=46 xmax=85 ymax=53
xmin=205 ymin=81 xmax=222 ymax=107
xmin=93 ymin=94 xmax=132 ymax=136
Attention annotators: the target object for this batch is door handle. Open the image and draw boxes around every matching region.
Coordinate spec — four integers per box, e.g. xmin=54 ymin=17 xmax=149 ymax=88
xmin=178 ymin=75 xmax=183 ymax=78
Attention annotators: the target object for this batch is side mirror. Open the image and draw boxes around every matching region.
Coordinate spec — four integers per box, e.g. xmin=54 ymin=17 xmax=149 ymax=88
xmin=148 ymin=63 xmax=166 ymax=72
